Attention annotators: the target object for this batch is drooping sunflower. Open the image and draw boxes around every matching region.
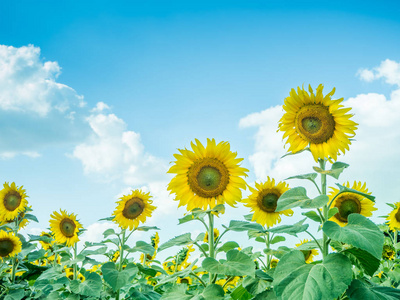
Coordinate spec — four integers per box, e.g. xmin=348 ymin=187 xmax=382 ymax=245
xmin=242 ymin=177 xmax=293 ymax=228
xmin=278 ymin=84 xmax=358 ymax=162
xmin=329 ymin=181 xmax=377 ymax=227
xmin=386 ymin=202 xmax=400 ymax=231
xmin=49 ymin=210 xmax=82 ymax=247
xmin=295 ymin=239 xmax=319 ymax=263
xmin=203 ymin=228 xmax=220 ymax=243
xmin=0 ymin=231 xmax=22 ymax=260
xmin=112 ymin=190 xmax=156 ymax=231
xmin=382 ymin=244 xmax=396 ymax=260
xmin=167 ymin=139 xmax=248 ymax=210
xmin=0 ymin=182 xmax=28 ymax=221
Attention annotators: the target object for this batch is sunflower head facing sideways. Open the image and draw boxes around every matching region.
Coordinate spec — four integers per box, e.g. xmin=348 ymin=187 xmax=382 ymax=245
xmin=278 ymin=84 xmax=358 ymax=162
xmin=112 ymin=189 xmax=156 ymax=231
xmin=49 ymin=210 xmax=83 ymax=247
xmin=0 ymin=182 xmax=29 ymax=221
xmin=386 ymin=202 xmax=400 ymax=231
xmin=39 ymin=231 xmax=55 ymax=251
xmin=0 ymin=230 xmax=22 ymax=260
xmin=329 ymin=181 xmax=376 ymax=227
xmin=295 ymin=239 xmax=319 ymax=263
xmin=167 ymin=139 xmax=248 ymax=211
xmin=242 ymin=177 xmax=293 ymax=228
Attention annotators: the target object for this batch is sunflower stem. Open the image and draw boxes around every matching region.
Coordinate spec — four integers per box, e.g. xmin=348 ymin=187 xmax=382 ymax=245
xmin=189 ymin=272 xmax=207 ymax=287
xmin=265 ymin=228 xmax=271 ymax=270
xmin=11 ymin=217 xmax=20 ymax=283
xmin=73 ymin=243 xmax=78 ymax=281
xmin=207 ymin=212 xmax=215 ymax=285
xmin=319 ymin=159 xmax=329 ymax=259
xmin=194 ymin=241 xmax=208 ymax=258
xmin=395 ymin=230 xmax=398 ymax=259
xmin=116 ymin=229 xmax=126 ymax=300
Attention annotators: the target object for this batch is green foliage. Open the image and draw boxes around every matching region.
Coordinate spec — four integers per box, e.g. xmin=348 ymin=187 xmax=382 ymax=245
xmin=276 ymin=187 xmax=329 ymax=211
xmin=101 ymin=262 xmax=138 ymax=292
xmin=70 ymin=272 xmax=102 ymax=298
xmin=346 ymin=279 xmax=400 ymax=299
xmin=313 ymin=161 xmax=349 ymax=179
xmin=273 ymin=251 xmax=352 ymax=300
xmin=158 ymin=233 xmax=193 ymax=251
xmin=202 ymin=250 xmax=255 ymax=277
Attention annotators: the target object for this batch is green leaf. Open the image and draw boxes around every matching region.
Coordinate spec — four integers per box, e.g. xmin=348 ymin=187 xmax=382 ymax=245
xmin=103 ymin=228 xmax=116 ymax=238
xmin=4 ymin=289 xmax=25 ymax=300
xmin=281 ymin=147 xmax=310 ymax=158
xmin=211 ymin=204 xmax=225 ymax=215
xmin=343 ymin=248 xmax=380 ymax=276
xmin=98 ymin=216 xmax=114 ymax=221
xmin=346 ymin=279 xmax=400 ymax=300
xmin=253 ymin=290 xmax=278 ymax=300
xmin=70 ymin=272 xmax=102 ymax=298
xmin=226 ymin=220 xmax=264 ymax=232
xmin=286 ymin=173 xmax=318 ymax=182
xmin=243 ymin=214 xmax=253 ymax=221
xmin=274 ymin=251 xmax=352 ymax=300
xmin=80 ymin=246 xmax=108 ymax=256
xmin=201 ymin=284 xmax=225 ymax=299
xmin=217 ymin=241 xmax=240 ymax=253
xmin=335 ymin=184 xmax=375 ymax=202
xmin=27 ymin=249 xmax=46 ymax=262
xmin=230 ymin=285 xmax=253 ymax=300
xmin=313 ymin=162 xmax=349 ymax=179
xmin=267 ymin=218 xmax=309 ymax=237
xmin=36 ymin=265 xmax=65 ymax=281
xmin=302 ymin=211 xmax=322 ymax=223
xmin=160 ymin=285 xmax=193 ymax=300
xmin=243 ymin=274 xmax=270 ymax=295
xmin=101 ymin=262 xmax=138 ymax=292
xmin=270 ymin=236 xmax=286 ymax=244
xmin=127 ymin=241 xmax=155 ymax=255
xmin=136 ymin=226 xmax=160 ymax=231
xmin=178 ymin=214 xmax=194 ymax=224
xmin=276 ymin=187 xmax=329 ymax=211
xmin=263 ymin=246 xmax=291 ymax=259
xmin=328 ymin=207 xmax=339 ymax=219
xmin=23 ymin=213 xmax=39 ymax=223
xmin=202 ymin=249 xmax=255 ymax=277
xmin=158 ymin=233 xmax=193 ymax=251
xmin=323 ymin=214 xmax=384 ymax=259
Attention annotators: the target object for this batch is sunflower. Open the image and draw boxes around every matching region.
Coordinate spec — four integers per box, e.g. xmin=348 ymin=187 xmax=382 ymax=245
xmin=0 ymin=231 xmax=22 ymax=260
xmin=176 ymin=245 xmax=195 ymax=269
xmin=49 ymin=210 xmax=82 ymax=247
xmin=39 ymin=231 xmax=55 ymax=251
xmin=329 ymin=181 xmax=377 ymax=226
xmin=0 ymin=182 xmax=28 ymax=221
xmin=203 ymin=228 xmax=219 ymax=243
xmin=167 ymin=138 xmax=248 ymax=210
xmin=111 ymin=250 xmax=120 ymax=262
xmin=163 ymin=260 xmax=176 ymax=274
xmin=65 ymin=267 xmax=85 ymax=282
xmin=177 ymin=276 xmax=193 ymax=285
xmin=151 ymin=232 xmax=160 ymax=250
xmin=278 ymin=84 xmax=358 ymax=162
xmin=242 ymin=177 xmax=293 ymax=227
xmin=112 ymin=190 xmax=156 ymax=230
xmin=382 ymin=244 xmax=396 ymax=260
xmin=140 ymin=253 xmax=155 ymax=265
xmin=270 ymin=258 xmax=279 ymax=269
xmin=386 ymin=202 xmax=400 ymax=231
xmin=295 ymin=239 xmax=319 ymax=263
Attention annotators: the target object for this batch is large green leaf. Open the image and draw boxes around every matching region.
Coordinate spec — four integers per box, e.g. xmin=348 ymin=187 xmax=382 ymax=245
xmin=343 ymin=248 xmax=380 ymax=276
xmin=335 ymin=184 xmax=375 ymax=202
xmin=126 ymin=241 xmax=155 ymax=255
xmin=70 ymin=272 xmax=102 ymax=298
xmin=286 ymin=173 xmax=318 ymax=182
xmin=101 ymin=262 xmax=138 ymax=292
xmin=201 ymin=284 xmax=225 ymax=300
xmin=266 ymin=218 xmax=309 ymax=237
xmin=4 ymin=289 xmax=25 ymax=300
xmin=202 ymin=249 xmax=255 ymax=277
xmin=158 ymin=233 xmax=193 ymax=251
xmin=230 ymin=285 xmax=253 ymax=300
xmin=273 ymin=251 xmax=352 ymax=300
xmin=160 ymin=285 xmax=193 ymax=300
xmin=323 ymin=214 xmax=384 ymax=259
xmin=276 ymin=187 xmax=329 ymax=211
xmin=346 ymin=279 xmax=400 ymax=300
xmin=225 ymin=220 xmax=264 ymax=232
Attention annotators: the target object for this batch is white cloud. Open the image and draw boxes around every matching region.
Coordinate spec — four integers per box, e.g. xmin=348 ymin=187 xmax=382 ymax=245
xmin=240 ymin=59 xmax=400 ymax=217
xmin=357 ymin=59 xmax=400 ymax=87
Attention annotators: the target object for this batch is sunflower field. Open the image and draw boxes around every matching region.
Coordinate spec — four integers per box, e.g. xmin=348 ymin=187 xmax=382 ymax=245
xmin=1 ymin=84 xmax=400 ymax=300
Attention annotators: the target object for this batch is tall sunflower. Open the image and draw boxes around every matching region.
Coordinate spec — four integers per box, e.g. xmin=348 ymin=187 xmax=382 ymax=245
xmin=112 ymin=190 xmax=156 ymax=230
xmin=242 ymin=177 xmax=293 ymax=227
xmin=387 ymin=202 xmax=400 ymax=231
xmin=278 ymin=84 xmax=358 ymax=162
xmin=329 ymin=181 xmax=376 ymax=226
xmin=168 ymin=138 xmax=248 ymax=211
xmin=49 ymin=210 xmax=82 ymax=247
xmin=295 ymin=239 xmax=319 ymax=263
xmin=0 ymin=231 xmax=22 ymax=260
xmin=0 ymin=182 xmax=28 ymax=221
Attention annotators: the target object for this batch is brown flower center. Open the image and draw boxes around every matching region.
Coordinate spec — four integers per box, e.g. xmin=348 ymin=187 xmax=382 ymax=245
xmin=257 ymin=191 xmax=280 ymax=213
xmin=187 ymin=158 xmax=229 ymax=198
xmin=0 ymin=239 xmax=14 ymax=257
xmin=334 ymin=195 xmax=361 ymax=223
xmin=295 ymin=104 xmax=335 ymax=144
xmin=60 ymin=218 xmax=76 ymax=238
xmin=3 ymin=191 xmax=22 ymax=211
xmin=180 ymin=278 xmax=189 ymax=284
xmin=122 ymin=197 xmax=145 ymax=219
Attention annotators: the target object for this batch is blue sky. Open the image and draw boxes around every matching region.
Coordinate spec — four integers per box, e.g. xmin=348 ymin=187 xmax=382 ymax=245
xmin=1 ymin=1 xmax=400 ymax=250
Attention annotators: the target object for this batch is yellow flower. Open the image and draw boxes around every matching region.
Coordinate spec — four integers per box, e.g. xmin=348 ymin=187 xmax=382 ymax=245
xmin=167 ymin=138 xmax=248 ymax=211
xmin=176 ymin=245 xmax=195 ymax=269
xmin=151 ymin=232 xmax=160 ymax=250
xmin=88 ymin=264 xmax=102 ymax=273
xmin=49 ymin=210 xmax=82 ymax=247
xmin=39 ymin=232 xmax=55 ymax=251
xmin=177 ymin=276 xmax=193 ymax=285
xmin=329 ymin=181 xmax=377 ymax=226
xmin=0 ymin=182 xmax=28 ymax=221
xmin=203 ymin=228 xmax=219 ymax=243
xmin=162 ymin=260 xmax=176 ymax=274
xmin=140 ymin=253 xmax=155 ymax=265
xmin=243 ymin=177 xmax=293 ymax=227
xmin=0 ymin=206 xmax=31 ymax=231
xmin=0 ymin=230 xmax=22 ymax=260
xmin=270 ymin=258 xmax=279 ymax=269
xmin=278 ymin=84 xmax=358 ymax=162
xmin=65 ymin=267 xmax=85 ymax=282
xmin=295 ymin=239 xmax=319 ymax=263
xmin=112 ymin=250 xmax=120 ymax=262
xmin=5 ymin=268 xmax=26 ymax=277
xmin=216 ymin=276 xmax=240 ymax=291
xmin=376 ymin=271 xmax=384 ymax=279
xmin=112 ymin=190 xmax=156 ymax=230
xmin=387 ymin=202 xmax=400 ymax=231
xmin=382 ymin=245 xmax=396 ymax=260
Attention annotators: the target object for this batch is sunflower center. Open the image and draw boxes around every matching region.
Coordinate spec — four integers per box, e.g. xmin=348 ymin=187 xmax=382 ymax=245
xmin=3 ymin=191 xmax=22 ymax=211
xmin=395 ymin=208 xmax=400 ymax=223
xmin=188 ymin=158 xmax=229 ymax=198
xmin=122 ymin=197 xmax=145 ymax=219
xmin=60 ymin=219 xmax=76 ymax=238
xmin=180 ymin=278 xmax=189 ymax=284
xmin=258 ymin=192 xmax=280 ymax=213
xmin=0 ymin=239 xmax=14 ymax=257
xmin=295 ymin=104 xmax=335 ymax=144
xmin=335 ymin=196 xmax=361 ymax=223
